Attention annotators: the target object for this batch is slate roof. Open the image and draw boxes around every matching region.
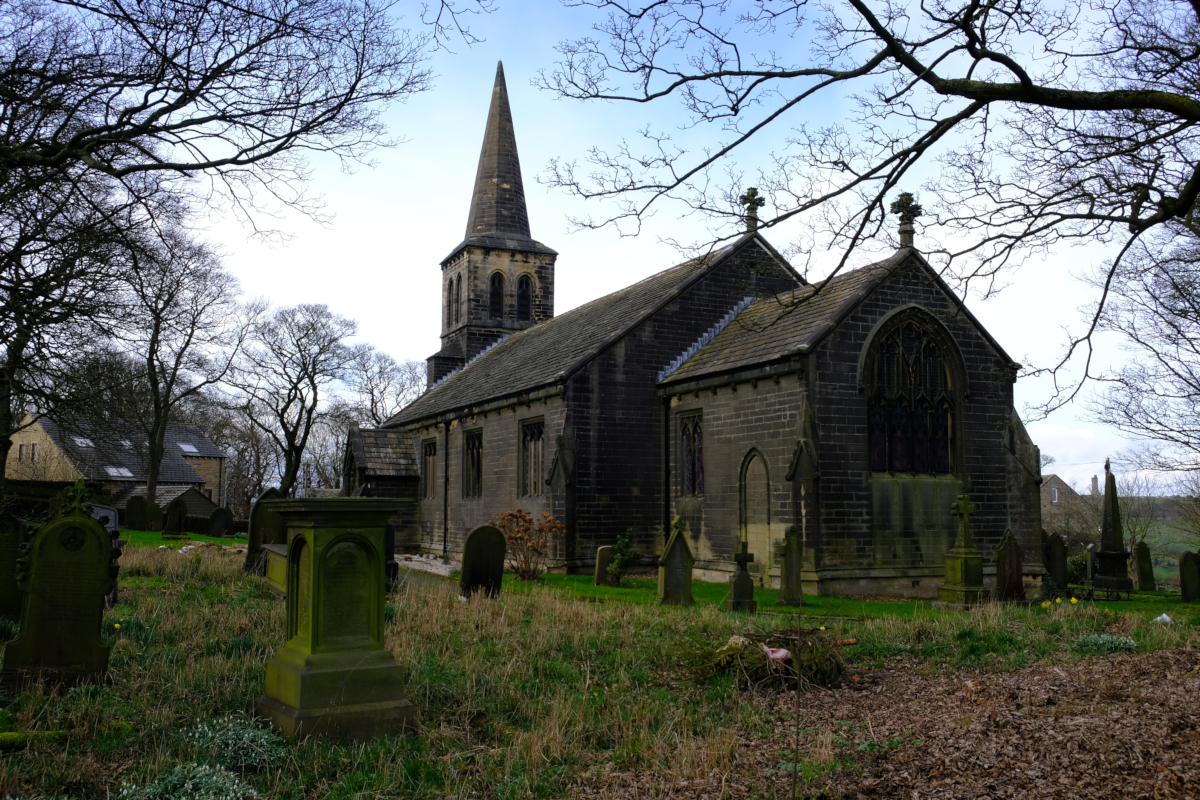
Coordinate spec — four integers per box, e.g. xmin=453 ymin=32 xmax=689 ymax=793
xmin=347 ymin=424 xmax=418 ymax=478
xmin=36 ymin=417 xmax=222 ymax=485
xmin=111 ymin=485 xmax=219 ymax=515
xmin=661 ymin=248 xmax=1017 ymax=384
xmin=390 ymin=237 xmax=773 ymax=427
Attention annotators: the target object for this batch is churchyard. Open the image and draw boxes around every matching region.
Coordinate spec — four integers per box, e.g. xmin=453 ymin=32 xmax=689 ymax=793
xmin=0 ymin=531 xmax=1197 ymax=798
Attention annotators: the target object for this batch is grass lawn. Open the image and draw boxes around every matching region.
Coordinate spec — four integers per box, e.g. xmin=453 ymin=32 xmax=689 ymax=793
xmin=0 ymin=548 xmax=1198 ymax=799
xmin=119 ymin=528 xmax=245 ymax=549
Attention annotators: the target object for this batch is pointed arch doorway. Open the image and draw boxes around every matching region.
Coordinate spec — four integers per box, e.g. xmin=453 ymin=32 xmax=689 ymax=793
xmin=740 ymin=451 xmax=771 ymax=580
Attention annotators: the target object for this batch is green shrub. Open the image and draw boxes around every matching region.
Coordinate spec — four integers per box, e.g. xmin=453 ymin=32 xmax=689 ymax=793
xmin=118 ymin=763 xmax=258 ymax=799
xmin=0 ymin=619 xmax=17 ymax=642
xmin=186 ymin=715 xmax=287 ymax=770
xmin=607 ymin=528 xmax=639 ymax=585
xmin=1066 ymin=553 xmax=1089 ymax=585
xmin=1075 ymin=633 xmax=1136 ymax=654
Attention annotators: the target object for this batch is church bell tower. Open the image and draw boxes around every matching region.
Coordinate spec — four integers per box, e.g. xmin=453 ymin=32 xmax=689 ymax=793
xmin=427 ymin=61 xmax=557 ymax=388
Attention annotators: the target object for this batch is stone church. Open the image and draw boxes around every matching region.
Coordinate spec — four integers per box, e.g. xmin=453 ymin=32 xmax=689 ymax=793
xmin=345 ymin=62 xmax=1044 ymax=597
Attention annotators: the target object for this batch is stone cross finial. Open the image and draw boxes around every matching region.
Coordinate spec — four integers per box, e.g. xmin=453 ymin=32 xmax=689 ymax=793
xmin=951 ymin=494 xmax=977 ymax=549
xmin=734 ymin=540 xmax=755 ymax=571
xmin=739 ymin=187 xmax=766 ymax=232
xmin=889 ymin=191 xmax=923 ymax=248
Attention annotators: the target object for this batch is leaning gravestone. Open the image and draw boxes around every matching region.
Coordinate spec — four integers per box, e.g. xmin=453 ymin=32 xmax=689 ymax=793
xmin=1044 ymin=532 xmax=1068 ymax=594
xmin=594 ymin=546 xmax=616 ymax=587
xmin=256 ymin=498 xmax=413 ymax=740
xmin=163 ymin=496 xmax=187 ymax=535
xmin=145 ymin=502 xmax=163 ymax=533
xmin=1180 ymin=552 xmax=1199 ymax=603
xmin=1134 ymin=542 xmax=1155 ymax=592
xmin=461 ymin=525 xmax=506 ymax=599
xmin=2 ymin=490 xmax=115 ymax=683
xmin=244 ymin=488 xmax=285 ymax=575
xmin=725 ymin=541 xmax=757 ymax=613
xmin=994 ymin=529 xmax=1025 ymax=602
xmin=657 ymin=517 xmax=695 ymax=607
xmin=124 ymin=496 xmax=147 ymax=531
xmin=208 ymin=507 xmax=233 ymax=538
xmin=0 ymin=513 xmax=26 ymax=620
xmin=774 ymin=525 xmax=804 ymax=607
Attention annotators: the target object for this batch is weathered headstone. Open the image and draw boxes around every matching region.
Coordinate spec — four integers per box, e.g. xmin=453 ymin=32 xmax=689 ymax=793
xmin=256 ymin=498 xmax=413 ymax=741
xmin=0 ymin=513 xmax=26 ymax=620
xmin=594 ymin=546 xmax=616 ymax=587
xmin=244 ymin=488 xmax=284 ymax=575
xmin=657 ymin=517 xmax=695 ymax=606
xmin=936 ymin=495 xmax=986 ymax=608
xmin=1180 ymin=552 xmax=1199 ymax=603
xmin=1044 ymin=532 xmax=1068 ymax=593
xmin=461 ymin=525 xmax=506 ymax=598
xmin=124 ymin=496 xmax=147 ymax=531
xmin=1085 ymin=543 xmax=1096 ymax=586
xmin=1094 ymin=460 xmax=1134 ymax=595
xmin=1134 ymin=542 xmax=1155 ymax=592
xmin=145 ymin=502 xmax=163 ymax=533
xmin=163 ymin=496 xmax=187 ymax=534
xmin=774 ymin=525 xmax=804 ymax=607
xmin=994 ymin=528 xmax=1025 ymax=602
xmin=725 ymin=541 xmax=758 ymax=613
xmin=2 ymin=488 xmax=115 ymax=683
xmin=208 ymin=507 xmax=233 ymax=538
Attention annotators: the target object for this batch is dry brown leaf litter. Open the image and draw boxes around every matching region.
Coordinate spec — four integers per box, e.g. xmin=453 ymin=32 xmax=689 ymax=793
xmin=568 ymin=648 xmax=1200 ymax=799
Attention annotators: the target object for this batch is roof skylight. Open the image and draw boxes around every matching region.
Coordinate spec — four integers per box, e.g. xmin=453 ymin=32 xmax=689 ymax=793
xmin=178 ymin=442 xmax=199 ymax=454
xmin=73 ymin=436 xmax=95 ymax=447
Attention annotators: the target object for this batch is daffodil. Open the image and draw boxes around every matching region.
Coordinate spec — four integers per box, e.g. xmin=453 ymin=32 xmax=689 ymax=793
xmin=820 ymin=626 xmax=826 ymax=631
xmin=114 ymin=624 xmax=121 ymax=629
xmin=1055 ymin=597 xmax=1062 ymax=604
xmin=1070 ymin=597 xmax=1078 ymax=605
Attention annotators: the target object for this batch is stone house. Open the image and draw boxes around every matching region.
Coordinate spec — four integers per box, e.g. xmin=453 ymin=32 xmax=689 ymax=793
xmin=349 ymin=61 xmax=1044 ymax=597
xmin=6 ymin=416 xmax=226 ymax=511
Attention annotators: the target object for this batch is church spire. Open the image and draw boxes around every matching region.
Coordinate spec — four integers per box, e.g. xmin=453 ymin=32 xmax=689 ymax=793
xmin=464 ymin=61 xmax=530 ymax=239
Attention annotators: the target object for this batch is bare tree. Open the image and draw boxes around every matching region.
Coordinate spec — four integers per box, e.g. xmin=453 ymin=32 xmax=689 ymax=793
xmin=232 ymin=304 xmax=360 ymax=496
xmin=343 ymin=348 xmax=427 ymax=426
xmin=1172 ymin=472 xmax=1200 ymax=551
xmin=120 ymin=228 xmax=258 ymax=504
xmin=1119 ymin=472 xmax=1166 ymax=557
xmin=542 ymin=0 xmax=1200 ymax=409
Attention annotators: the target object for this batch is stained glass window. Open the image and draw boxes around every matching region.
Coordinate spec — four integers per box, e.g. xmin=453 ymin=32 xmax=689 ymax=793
xmin=521 ymin=420 xmax=544 ymax=496
xmin=681 ymin=415 xmax=704 ymax=495
xmin=463 ymin=430 xmax=482 ymax=498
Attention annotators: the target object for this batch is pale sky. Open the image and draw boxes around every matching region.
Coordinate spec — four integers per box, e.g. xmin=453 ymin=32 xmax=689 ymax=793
xmin=203 ymin=1 xmax=1142 ymax=492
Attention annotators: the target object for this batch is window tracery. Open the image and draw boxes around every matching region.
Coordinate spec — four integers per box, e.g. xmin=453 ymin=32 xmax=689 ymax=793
xmin=681 ymin=414 xmax=704 ymax=495
xmin=517 ymin=275 xmax=532 ymax=321
xmin=489 ymin=273 xmax=505 ymax=319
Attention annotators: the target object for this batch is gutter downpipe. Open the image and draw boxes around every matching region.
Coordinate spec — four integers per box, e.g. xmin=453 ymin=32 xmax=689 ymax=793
xmin=662 ymin=395 xmax=671 ymax=543
xmin=443 ymin=422 xmax=449 ymax=555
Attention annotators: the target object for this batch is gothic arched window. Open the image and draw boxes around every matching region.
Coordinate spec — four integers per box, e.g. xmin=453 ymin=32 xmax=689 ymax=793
xmin=446 ymin=282 xmax=454 ymax=328
xmin=489 ymin=273 xmax=505 ymax=319
xmin=453 ymin=276 xmax=461 ymax=325
xmin=517 ymin=275 xmax=533 ymax=321
xmin=864 ymin=315 xmax=956 ymax=474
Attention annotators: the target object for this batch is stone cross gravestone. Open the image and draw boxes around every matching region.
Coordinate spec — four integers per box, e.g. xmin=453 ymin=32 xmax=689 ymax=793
xmin=124 ymin=496 xmax=147 ymax=531
xmin=256 ymin=498 xmax=413 ymax=741
xmin=657 ymin=517 xmax=695 ymax=606
xmin=245 ymin=488 xmax=284 ymax=575
xmin=209 ymin=507 xmax=233 ymax=538
xmin=461 ymin=525 xmax=506 ymax=598
xmin=145 ymin=502 xmax=163 ymax=533
xmin=163 ymin=496 xmax=187 ymax=534
xmin=937 ymin=495 xmax=986 ymax=608
xmin=0 ymin=512 xmax=26 ymax=620
xmin=774 ymin=525 xmax=804 ymax=607
xmin=725 ymin=541 xmax=757 ymax=613
xmin=594 ymin=546 xmax=616 ymax=587
xmin=1135 ymin=542 xmax=1155 ymax=592
xmin=1095 ymin=461 xmax=1134 ymax=595
xmin=994 ymin=529 xmax=1025 ymax=602
xmin=2 ymin=490 xmax=115 ymax=683
xmin=1180 ymin=552 xmax=1199 ymax=603
xmin=1044 ymin=532 xmax=1068 ymax=594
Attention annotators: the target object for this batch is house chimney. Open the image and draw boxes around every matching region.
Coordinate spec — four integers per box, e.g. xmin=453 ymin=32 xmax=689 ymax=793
xmin=889 ymin=191 xmax=922 ymax=249
xmin=1091 ymin=475 xmax=1099 ymax=495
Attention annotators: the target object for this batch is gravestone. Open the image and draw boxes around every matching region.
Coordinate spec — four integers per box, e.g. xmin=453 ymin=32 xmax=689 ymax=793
xmin=244 ymin=488 xmax=284 ymax=575
xmin=124 ymin=496 xmax=147 ymax=531
xmin=994 ymin=529 xmax=1025 ymax=602
xmin=774 ymin=525 xmax=804 ymax=607
xmin=256 ymin=498 xmax=413 ymax=741
xmin=1085 ymin=543 xmax=1096 ymax=586
xmin=1135 ymin=542 xmax=1155 ymax=592
xmin=1044 ymin=532 xmax=1068 ymax=593
xmin=209 ymin=507 xmax=233 ymax=538
xmin=1094 ymin=461 xmax=1134 ymax=595
xmin=725 ymin=541 xmax=757 ymax=613
xmin=1180 ymin=552 xmax=1199 ymax=603
xmin=2 ymin=488 xmax=115 ymax=683
xmin=657 ymin=517 xmax=695 ymax=606
xmin=163 ymin=496 xmax=187 ymax=534
xmin=461 ymin=525 xmax=506 ymax=598
xmin=0 ymin=513 xmax=26 ymax=620
xmin=145 ymin=502 xmax=163 ymax=533
xmin=936 ymin=495 xmax=986 ymax=608
xmin=594 ymin=546 xmax=616 ymax=587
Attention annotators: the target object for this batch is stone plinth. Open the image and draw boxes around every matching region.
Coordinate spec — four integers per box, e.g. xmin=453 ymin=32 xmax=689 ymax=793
xmin=936 ymin=495 xmax=987 ymax=609
xmin=263 ymin=544 xmax=287 ymax=598
xmin=256 ymin=499 xmax=414 ymax=742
